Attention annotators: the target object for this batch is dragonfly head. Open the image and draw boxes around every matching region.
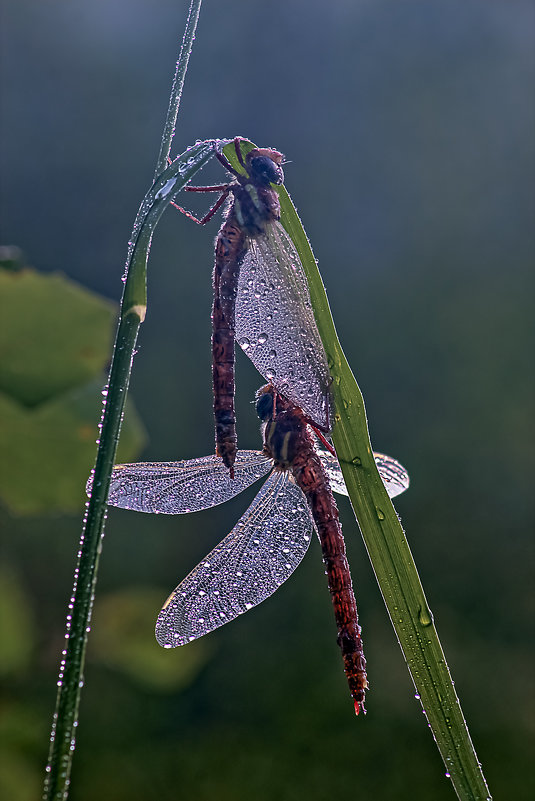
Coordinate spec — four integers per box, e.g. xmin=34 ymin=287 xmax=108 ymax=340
xmin=255 ymin=384 xmax=295 ymax=423
xmin=247 ymin=148 xmax=284 ymax=187
xmin=255 ymin=385 xmax=275 ymax=422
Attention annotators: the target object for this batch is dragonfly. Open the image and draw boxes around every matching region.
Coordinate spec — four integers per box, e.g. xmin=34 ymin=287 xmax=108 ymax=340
xmin=98 ymin=386 xmax=410 ymax=713
xmin=178 ymin=138 xmax=332 ymax=477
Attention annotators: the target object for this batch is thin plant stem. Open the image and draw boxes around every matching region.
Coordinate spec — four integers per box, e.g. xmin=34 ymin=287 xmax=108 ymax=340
xmin=155 ymin=0 xmax=204 ymax=178
xmin=42 ymin=5 xmax=209 ymax=795
xmin=223 ymin=140 xmax=492 ymax=801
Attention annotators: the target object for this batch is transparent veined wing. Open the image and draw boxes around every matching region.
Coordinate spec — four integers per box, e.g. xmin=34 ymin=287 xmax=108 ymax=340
xmin=318 ymin=450 xmax=410 ymax=499
xmin=87 ymin=450 xmax=272 ymax=514
xmin=372 ymin=452 xmax=410 ymax=497
xmin=155 ymin=471 xmax=314 ymax=647
xmin=235 ymin=221 xmax=331 ymax=430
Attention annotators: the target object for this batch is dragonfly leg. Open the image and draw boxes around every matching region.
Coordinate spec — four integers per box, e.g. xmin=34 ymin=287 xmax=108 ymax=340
xmin=310 ymin=425 xmax=336 ymax=457
xmin=184 ymin=184 xmax=230 ymax=192
xmin=272 ymin=388 xmax=278 ymax=419
xmin=233 ymin=137 xmax=248 ymax=170
xmin=170 ymin=186 xmax=232 ymax=225
xmin=215 ymin=149 xmax=241 ymax=178
xmin=214 ymin=137 xmax=249 ymax=177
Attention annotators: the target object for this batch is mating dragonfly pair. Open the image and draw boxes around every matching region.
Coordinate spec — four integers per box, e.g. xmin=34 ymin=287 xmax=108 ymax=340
xmin=100 ymin=140 xmax=410 ymax=714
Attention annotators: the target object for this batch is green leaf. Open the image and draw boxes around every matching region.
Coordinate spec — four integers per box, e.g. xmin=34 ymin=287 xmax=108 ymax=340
xmin=0 ymin=749 xmax=41 ymax=801
xmin=0 ymin=566 xmax=34 ymax=675
xmin=0 ymin=377 xmax=145 ymax=516
xmin=0 ymin=245 xmax=26 ymax=272
xmin=0 ymin=263 xmax=146 ymax=515
xmin=43 ymin=136 xmax=218 ymax=800
xmin=0 ymin=267 xmax=116 ymax=407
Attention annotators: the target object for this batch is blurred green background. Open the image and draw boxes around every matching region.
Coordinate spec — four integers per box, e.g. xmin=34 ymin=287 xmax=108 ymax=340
xmin=1 ymin=1 xmax=534 ymax=799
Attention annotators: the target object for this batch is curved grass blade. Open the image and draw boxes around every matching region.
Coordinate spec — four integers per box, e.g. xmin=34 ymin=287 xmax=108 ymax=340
xmin=223 ymin=140 xmax=492 ymax=801
xmin=43 ymin=137 xmax=217 ymax=801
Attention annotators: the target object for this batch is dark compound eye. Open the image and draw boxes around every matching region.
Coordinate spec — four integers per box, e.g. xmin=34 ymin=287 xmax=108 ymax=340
xmin=256 ymin=391 xmax=274 ymax=421
xmin=249 ymin=156 xmax=284 ymax=187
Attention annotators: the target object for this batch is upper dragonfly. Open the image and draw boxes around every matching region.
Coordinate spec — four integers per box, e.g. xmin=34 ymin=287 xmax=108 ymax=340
xmin=96 ymin=387 xmax=409 ymax=713
xmin=179 ymin=138 xmax=331 ymax=477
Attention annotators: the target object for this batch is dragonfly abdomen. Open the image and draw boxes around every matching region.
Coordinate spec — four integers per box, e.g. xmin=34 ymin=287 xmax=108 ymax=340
xmin=211 ymin=148 xmax=283 ymax=476
xmin=291 ymin=449 xmax=368 ymax=714
xmin=212 ymin=215 xmax=248 ymax=476
xmin=258 ymin=386 xmax=369 ymax=714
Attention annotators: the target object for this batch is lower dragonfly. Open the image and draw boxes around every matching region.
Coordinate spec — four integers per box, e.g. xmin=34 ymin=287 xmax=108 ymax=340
xmin=99 ymin=386 xmax=409 ymax=713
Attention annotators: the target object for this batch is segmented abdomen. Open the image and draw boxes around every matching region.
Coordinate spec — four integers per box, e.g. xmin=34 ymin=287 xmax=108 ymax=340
xmin=212 ymin=213 xmax=248 ymax=477
xmin=290 ymin=447 xmax=368 ymax=714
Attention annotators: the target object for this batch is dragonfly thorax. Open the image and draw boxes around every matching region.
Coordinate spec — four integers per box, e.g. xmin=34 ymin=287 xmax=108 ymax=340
xmin=256 ymin=385 xmax=311 ymax=469
xmin=232 ymin=181 xmax=281 ymax=237
xmin=230 ymin=148 xmax=284 ymax=237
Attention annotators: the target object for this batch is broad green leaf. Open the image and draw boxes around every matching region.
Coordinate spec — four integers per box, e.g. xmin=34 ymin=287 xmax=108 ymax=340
xmin=0 ymin=377 xmax=145 ymax=515
xmin=0 ymin=267 xmax=116 ymax=407
xmin=0 ymin=749 xmax=41 ymax=801
xmin=0 ymin=566 xmax=34 ymax=675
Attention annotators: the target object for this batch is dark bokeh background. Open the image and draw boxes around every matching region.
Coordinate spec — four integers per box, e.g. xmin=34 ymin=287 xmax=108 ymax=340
xmin=1 ymin=1 xmax=534 ymax=799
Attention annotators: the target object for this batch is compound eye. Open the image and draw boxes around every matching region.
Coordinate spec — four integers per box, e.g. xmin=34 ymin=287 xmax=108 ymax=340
xmin=255 ymin=391 xmax=274 ymax=421
xmin=249 ymin=156 xmax=284 ymax=186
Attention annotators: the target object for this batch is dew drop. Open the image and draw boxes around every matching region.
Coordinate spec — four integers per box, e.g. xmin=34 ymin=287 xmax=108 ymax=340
xmin=418 ymin=605 xmax=434 ymax=627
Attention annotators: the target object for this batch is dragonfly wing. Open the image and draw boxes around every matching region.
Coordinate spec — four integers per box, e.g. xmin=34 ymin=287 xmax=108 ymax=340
xmin=155 ymin=471 xmax=314 ymax=647
xmin=372 ymin=451 xmax=410 ymax=497
xmin=235 ymin=221 xmax=331 ymax=430
xmin=319 ymin=450 xmax=410 ymax=499
xmin=88 ymin=450 xmax=272 ymax=514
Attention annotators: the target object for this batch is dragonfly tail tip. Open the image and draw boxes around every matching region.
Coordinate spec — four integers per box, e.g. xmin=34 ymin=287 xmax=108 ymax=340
xmin=354 ymin=700 xmax=367 ymax=716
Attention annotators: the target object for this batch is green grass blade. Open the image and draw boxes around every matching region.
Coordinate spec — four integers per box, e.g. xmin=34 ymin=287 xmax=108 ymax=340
xmin=43 ymin=140 xmax=216 ymax=801
xmin=154 ymin=0 xmax=204 ymax=177
xmin=224 ymin=140 xmax=492 ymax=801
